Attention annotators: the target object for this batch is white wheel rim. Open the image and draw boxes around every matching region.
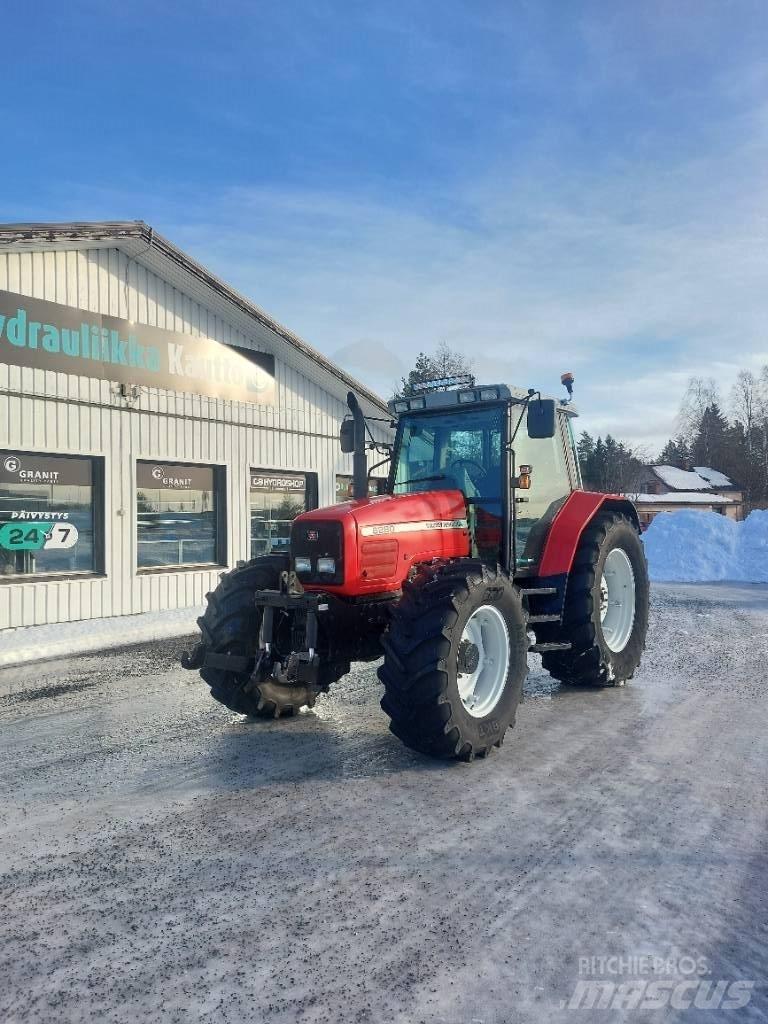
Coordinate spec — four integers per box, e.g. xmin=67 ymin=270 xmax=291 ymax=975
xmin=456 ymin=604 xmax=510 ymax=718
xmin=599 ymin=547 xmax=636 ymax=653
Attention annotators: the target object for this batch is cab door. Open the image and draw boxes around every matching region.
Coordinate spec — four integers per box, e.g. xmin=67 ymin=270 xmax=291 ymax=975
xmin=511 ymin=411 xmax=575 ymax=570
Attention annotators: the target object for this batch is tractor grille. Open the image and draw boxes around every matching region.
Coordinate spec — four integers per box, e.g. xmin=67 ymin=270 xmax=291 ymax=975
xmin=290 ymin=519 xmax=344 ymax=585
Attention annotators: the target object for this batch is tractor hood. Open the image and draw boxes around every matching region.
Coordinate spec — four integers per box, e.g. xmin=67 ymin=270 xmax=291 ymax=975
xmin=292 ymin=489 xmax=471 ymax=596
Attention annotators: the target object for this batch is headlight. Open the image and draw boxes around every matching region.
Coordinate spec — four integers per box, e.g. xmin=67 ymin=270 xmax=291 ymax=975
xmin=317 ymin=557 xmax=336 ymax=574
xmin=294 ymin=556 xmax=312 ymax=573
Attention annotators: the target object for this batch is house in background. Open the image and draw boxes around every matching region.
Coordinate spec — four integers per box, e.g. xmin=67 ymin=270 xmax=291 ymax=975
xmin=627 ymin=465 xmax=744 ymax=529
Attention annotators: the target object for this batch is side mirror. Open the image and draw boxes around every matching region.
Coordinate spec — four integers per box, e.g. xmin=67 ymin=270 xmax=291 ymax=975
xmin=527 ymin=399 xmax=556 ymax=439
xmin=339 ymin=417 xmax=355 ymax=453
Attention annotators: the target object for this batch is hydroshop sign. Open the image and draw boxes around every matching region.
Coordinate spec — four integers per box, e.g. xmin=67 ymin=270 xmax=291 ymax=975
xmin=0 ymin=290 xmax=276 ymax=404
xmin=250 ymin=471 xmax=306 ymax=492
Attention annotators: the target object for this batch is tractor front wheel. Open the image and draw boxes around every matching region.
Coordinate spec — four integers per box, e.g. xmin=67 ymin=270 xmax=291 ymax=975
xmin=378 ymin=560 xmax=528 ymax=761
xmin=189 ymin=555 xmax=348 ymax=718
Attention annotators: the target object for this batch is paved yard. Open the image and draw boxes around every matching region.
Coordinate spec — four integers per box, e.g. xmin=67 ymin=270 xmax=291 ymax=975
xmin=1 ymin=583 xmax=767 ymax=1023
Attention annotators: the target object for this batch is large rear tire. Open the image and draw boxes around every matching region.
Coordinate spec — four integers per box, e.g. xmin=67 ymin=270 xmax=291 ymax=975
xmin=378 ymin=560 xmax=528 ymax=761
xmin=194 ymin=555 xmax=348 ymax=718
xmin=541 ymin=512 xmax=649 ymax=687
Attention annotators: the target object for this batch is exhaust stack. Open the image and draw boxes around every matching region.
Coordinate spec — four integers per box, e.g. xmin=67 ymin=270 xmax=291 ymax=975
xmin=347 ymin=391 xmax=369 ymax=500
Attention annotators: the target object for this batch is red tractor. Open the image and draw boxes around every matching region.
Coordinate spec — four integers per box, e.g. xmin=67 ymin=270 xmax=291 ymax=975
xmin=183 ymin=381 xmax=649 ymax=761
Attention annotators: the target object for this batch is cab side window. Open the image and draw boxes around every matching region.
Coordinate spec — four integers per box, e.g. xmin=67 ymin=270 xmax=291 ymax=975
xmin=512 ymin=418 xmax=571 ymax=568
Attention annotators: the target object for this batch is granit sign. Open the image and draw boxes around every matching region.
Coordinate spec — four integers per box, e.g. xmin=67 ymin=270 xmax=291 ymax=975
xmin=136 ymin=462 xmax=214 ymax=491
xmin=0 ymin=451 xmax=92 ymax=487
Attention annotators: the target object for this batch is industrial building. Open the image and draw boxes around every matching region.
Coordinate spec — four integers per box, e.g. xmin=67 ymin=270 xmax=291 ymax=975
xmin=0 ymin=221 xmax=391 ymax=630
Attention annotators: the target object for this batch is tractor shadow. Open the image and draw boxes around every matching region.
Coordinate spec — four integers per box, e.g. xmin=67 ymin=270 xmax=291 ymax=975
xmin=194 ymin=664 xmax=642 ymax=793
xmin=195 ymin=693 xmax=449 ymax=791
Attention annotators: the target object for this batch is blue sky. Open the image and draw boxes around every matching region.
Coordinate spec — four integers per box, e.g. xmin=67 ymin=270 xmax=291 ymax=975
xmin=3 ymin=0 xmax=768 ymax=451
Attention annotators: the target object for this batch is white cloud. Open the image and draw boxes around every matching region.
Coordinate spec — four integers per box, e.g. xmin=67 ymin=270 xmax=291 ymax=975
xmin=150 ymin=138 xmax=768 ymax=454
xmin=15 ymin=9 xmax=768 ymax=456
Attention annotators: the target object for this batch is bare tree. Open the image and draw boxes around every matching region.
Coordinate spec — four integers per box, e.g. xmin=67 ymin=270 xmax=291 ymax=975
xmin=731 ymin=370 xmax=759 ymax=449
xmin=677 ymin=376 xmax=720 ymax=442
xmin=394 ymin=342 xmax=475 ymax=399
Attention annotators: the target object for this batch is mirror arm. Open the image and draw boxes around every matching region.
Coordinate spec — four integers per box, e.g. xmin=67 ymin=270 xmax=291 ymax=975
xmin=367 ymin=455 xmax=391 ymax=478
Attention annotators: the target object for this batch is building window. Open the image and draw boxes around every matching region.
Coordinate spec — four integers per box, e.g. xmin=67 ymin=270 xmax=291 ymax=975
xmin=250 ymin=470 xmax=318 ymax=558
xmin=335 ymin=474 xmax=387 ymax=500
xmin=0 ymin=450 xmax=103 ymax=577
xmin=137 ymin=461 xmax=225 ymax=569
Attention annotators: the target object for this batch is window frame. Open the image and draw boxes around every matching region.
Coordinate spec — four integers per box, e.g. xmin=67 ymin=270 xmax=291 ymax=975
xmin=135 ymin=459 xmax=227 ymax=574
xmin=0 ymin=449 xmax=105 ymax=583
xmin=248 ymin=468 xmax=318 ymax=561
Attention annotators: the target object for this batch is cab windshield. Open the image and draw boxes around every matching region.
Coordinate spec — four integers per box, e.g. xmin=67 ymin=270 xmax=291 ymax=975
xmin=392 ymin=404 xmax=507 ymax=561
xmin=392 ymin=405 xmax=505 ymax=501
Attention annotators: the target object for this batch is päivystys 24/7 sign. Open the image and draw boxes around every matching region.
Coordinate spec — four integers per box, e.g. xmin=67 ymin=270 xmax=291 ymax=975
xmin=0 ymin=289 xmax=276 ymax=404
xmin=0 ymin=521 xmax=78 ymax=552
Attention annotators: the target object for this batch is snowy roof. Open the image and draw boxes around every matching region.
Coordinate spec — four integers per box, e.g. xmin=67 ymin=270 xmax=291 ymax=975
xmin=628 ymin=492 xmax=734 ymax=505
xmin=693 ymin=466 xmax=736 ymax=489
xmin=652 ymin=465 xmax=710 ymax=490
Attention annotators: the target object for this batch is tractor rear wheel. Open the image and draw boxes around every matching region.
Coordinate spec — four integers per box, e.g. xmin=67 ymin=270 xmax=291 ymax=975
xmin=191 ymin=555 xmax=348 ymax=718
xmin=378 ymin=560 xmax=528 ymax=761
xmin=541 ymin=512 xmax=649 ymax=687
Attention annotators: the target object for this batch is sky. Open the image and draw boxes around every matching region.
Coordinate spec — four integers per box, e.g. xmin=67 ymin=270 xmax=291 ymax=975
xmin=3 ymin=0 xmax=768 ymax=452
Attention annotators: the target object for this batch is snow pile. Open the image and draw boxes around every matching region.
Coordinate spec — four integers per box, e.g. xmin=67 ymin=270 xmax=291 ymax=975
xmin=0 ymin=605 xmax=203 ymax=668
xmin=643 ymin=509 xmax=768 ymax=583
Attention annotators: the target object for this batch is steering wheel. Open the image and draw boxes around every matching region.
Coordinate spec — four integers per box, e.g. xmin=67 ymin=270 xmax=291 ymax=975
xmin=447 ymin=458 xmax=487 ymax=483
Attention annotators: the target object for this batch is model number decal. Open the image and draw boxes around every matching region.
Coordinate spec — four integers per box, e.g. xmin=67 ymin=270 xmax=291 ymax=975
xmin=360 ymin=519 xmax=468 ymax=537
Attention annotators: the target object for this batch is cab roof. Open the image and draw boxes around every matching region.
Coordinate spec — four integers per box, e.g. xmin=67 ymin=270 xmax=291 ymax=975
xmin=388 ymin=384 xmax=577 ymax=416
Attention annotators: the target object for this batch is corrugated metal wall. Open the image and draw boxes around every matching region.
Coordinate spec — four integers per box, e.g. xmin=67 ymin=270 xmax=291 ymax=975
xmin=0 ymin=245 xmax=390 ymax=629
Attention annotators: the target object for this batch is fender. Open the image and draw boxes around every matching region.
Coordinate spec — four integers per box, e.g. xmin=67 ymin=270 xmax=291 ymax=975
xmin=537 ymin=491 xmax=640 ymax=577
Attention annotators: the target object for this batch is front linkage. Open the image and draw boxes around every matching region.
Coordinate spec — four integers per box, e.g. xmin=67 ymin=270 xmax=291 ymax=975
xmin=253 ymin=570 xmax=329 ymax=688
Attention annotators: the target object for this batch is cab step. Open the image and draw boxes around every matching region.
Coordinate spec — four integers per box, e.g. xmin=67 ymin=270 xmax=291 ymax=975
xmin=520 ymin=587 xmax=558 ymax=597
xmin=529 ymin=641 xmax=571 ymax=653
xmin=526 ymin=613 xmax=561 ymax=624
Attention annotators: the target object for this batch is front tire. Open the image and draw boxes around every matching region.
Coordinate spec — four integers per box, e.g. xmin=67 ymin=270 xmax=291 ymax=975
xmin=541 ymin=512 xmax=649 ymax=687
xmin=378 ymin=560 xmax=528 ymax=761
xmin=193 ymin=555 xmax=348 ymax=718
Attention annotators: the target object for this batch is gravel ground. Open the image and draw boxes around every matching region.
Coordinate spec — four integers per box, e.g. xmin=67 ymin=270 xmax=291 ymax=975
xmin=1 ymin=583 xmax=767 ymax=1024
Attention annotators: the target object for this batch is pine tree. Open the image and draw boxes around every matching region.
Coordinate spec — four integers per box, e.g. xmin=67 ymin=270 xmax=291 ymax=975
xmin=691 ymin=403 xmax=730 ymax=469
xmin=658 ymin=437 xmax=691 ymax=468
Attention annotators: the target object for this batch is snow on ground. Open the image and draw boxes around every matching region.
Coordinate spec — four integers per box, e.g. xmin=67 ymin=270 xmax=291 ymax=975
xmin=1 ymin=584 xmax=767 ymax=1023
xmin=0 ymin=605 xmax=204 ymax=668
xmin=643 ymin=508 xmax=768 ymax=583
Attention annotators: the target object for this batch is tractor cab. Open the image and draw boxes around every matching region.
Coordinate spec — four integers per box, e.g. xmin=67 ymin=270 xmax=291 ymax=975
xmin=388 ymin=384 xmax=581 ymax=572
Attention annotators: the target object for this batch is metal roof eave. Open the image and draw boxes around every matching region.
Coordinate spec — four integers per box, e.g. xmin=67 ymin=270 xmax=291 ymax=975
xmin=0 ymin=220 xmax=391 ymax=419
